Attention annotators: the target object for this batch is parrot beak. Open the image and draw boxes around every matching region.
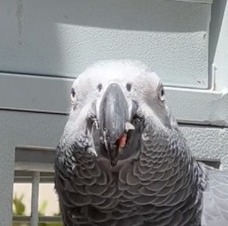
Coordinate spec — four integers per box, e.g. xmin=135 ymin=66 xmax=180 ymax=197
xmin=98 ymin=83 xmax=129 ymax=166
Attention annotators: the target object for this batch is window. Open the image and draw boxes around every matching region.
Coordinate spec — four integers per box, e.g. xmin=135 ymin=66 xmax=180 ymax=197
xmin=14 ymin=147 xmax=62 ymax=226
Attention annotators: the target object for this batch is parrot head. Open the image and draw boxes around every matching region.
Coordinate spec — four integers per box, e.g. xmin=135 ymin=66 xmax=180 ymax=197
xmin=61 ymin=60 xmax=173 ymax=168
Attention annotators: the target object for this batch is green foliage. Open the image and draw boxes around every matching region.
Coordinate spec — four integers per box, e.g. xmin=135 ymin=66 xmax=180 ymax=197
xmin=12 ymin=194 xmax=27 ymax=226
xmin=38 ymin=200 xmax=61 ymax=226
xmin=13 ymin=194 xmax=26 ymax=216
xmin=12 ymin=193 xmax=62 ymax=226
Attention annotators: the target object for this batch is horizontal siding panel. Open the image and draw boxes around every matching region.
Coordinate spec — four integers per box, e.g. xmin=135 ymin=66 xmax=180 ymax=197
xmin=0 ymin=73 xmax=227 ymax=126
xmin=0 ymin=0 xmax=211 ymax=88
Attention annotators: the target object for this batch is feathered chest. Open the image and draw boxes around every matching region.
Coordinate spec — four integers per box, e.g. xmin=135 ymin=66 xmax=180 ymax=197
xmin=55 ymin=151 xmax=202 ymax=226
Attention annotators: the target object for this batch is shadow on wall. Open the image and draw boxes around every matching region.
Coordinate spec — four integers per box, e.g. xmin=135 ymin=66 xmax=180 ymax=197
xmin=0 ymin=0 xmax=212 ymax=87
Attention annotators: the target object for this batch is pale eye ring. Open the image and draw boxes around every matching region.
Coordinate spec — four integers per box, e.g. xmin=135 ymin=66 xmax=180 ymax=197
xmin=159 ymin=86 xmax=165 ymax=101
xmin=71 ymin=88 xmax=76 ymax=103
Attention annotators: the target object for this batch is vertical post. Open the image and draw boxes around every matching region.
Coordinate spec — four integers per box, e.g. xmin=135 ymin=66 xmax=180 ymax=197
xmin=30 ymin=172 xmax=40 ymax=226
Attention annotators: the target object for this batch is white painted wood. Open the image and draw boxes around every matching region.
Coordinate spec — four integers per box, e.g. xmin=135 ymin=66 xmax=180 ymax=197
xmin=210 ymin=0 xmax=228 ymax=91
xmin=0 ymin=0 xmax=211 ymax=88
xmin=30 ymin=172 xmax=40 ymax=226
xmin=166 ymin=88 xmax=228 ymax=126
xmin=1 ymin=73 xmax=227 ymax=126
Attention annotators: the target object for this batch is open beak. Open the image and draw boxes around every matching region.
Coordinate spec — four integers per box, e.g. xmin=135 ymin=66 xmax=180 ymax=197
xmin=98 ymin=83 xmax=129 ymax=166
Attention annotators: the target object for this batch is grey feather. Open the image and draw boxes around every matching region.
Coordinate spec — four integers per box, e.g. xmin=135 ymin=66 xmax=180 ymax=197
xmin=54 ymin=60 xmax=228 ymax=226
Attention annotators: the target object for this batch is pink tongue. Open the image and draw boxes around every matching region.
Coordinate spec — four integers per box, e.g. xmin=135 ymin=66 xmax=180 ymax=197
xmin=117 ymin=133 xmax=127 ymax=149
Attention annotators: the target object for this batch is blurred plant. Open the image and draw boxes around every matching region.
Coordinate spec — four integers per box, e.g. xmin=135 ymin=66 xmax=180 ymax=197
xmin=12 ymin=194 xmax=26 ymax=226
xmin=38 ymin=200 xmax=61 ymax=226
xmin=12 ymin=193 xmax=62 ymax=226
xmin=13 ymin=194 xmax=26 ymax=216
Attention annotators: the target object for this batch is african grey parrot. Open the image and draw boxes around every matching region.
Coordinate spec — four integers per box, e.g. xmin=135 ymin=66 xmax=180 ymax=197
xmin=54 ymin=60 xmax=228 ymax=226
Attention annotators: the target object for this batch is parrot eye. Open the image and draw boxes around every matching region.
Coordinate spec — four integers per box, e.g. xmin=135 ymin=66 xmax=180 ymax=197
xmin=158 ymin=85 xmax=165 ymax=101
xmin=71 ymin=88 xmax=76 ymax=103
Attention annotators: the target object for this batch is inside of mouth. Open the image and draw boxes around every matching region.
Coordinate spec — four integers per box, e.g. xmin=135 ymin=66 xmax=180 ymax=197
xmin=115 ymin=122 xmax=135 ymax=150
xmin=98 ymin=120 xmax=137 ymax=166
xmin=116 ymin=133 xmax=128 ymax=150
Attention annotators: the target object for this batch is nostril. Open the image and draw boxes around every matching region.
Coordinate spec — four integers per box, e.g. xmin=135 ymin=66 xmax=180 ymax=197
xmin=97 ymin=83 xmax=103 ymax=92
xmin=126 ymin=83 xmax=132 ymax=92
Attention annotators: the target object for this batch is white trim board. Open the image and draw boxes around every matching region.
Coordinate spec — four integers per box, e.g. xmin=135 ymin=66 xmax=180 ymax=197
xmin=0 ymin=73 xmax=227 ymax=126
